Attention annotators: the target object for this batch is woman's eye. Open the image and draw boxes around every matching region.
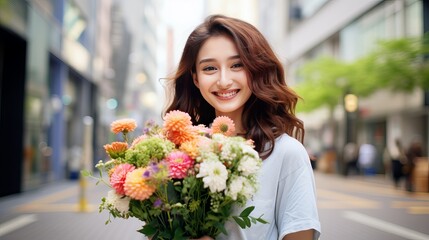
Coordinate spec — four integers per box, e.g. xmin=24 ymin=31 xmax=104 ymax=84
xmin=231 ymin=62 xmax=243 ymax=69
xmin=202 ymin=66 xmax=217 ymax=72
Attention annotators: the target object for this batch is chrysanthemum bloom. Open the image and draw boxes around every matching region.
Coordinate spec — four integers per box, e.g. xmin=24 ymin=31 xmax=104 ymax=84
xmin=110 ymin=118 xmax=137 ymax=134
xmin=124 ymin=168 xmax=156 ymax=200
xmin=196 ymin=160 xmax=228 ymax=192
xmin=211 ymin=116 xmax=235 ymax=136
xmin=166 ymin=151 xmax=194 ymax=179
xmin=163 ymin=110 xmax=192 ymax=132
xmin=110 ymin=163 xmax=136 ymax=195
xmin=104 ymin=142 xmax=128 ymax=159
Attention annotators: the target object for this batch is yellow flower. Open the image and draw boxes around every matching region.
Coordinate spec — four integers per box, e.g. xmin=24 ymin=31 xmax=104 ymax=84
xmin=211 ymin=116 xmax=235 ymax=136
xmin=124 ymin=168 xmax=156 ymax=200
xmin=110 ymin=119 xmax=137 ymax=134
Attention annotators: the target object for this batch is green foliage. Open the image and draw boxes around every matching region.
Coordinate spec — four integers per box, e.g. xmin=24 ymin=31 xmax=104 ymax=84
xmin=295 ymin=34 xmax=429 ymax=113
xmin=125 ymin=138 xmax=174 ymax=167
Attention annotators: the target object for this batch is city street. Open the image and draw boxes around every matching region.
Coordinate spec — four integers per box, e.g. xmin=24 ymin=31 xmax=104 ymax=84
xmin=0 ymin=171 xmax=428 ymax=240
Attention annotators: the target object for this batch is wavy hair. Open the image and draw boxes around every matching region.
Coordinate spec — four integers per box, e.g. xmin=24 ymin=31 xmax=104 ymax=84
xmin=164 ymin=15 xmax=304 ymax=159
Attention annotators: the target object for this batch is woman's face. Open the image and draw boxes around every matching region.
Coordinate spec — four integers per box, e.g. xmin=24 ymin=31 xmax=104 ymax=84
xmin=193 ymin=35 xmax=252 ymax=121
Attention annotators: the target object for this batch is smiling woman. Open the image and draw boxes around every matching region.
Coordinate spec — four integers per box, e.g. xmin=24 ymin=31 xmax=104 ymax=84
xmin=164 ymin=15 xmax=321 ymax=240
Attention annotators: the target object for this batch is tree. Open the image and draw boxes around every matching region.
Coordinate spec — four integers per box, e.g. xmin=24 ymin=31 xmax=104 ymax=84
xmin=294 ymin=34 xmax=429 ymax=113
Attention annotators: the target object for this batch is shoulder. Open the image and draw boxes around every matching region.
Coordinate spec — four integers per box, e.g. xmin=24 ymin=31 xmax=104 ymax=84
xmin=264 ymin=134 xmax=310 ymax=174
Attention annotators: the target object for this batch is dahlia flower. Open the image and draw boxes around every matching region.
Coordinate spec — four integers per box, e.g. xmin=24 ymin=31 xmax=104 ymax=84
xmin=110 ymin=163 xmax=135 ymax=195
xmin=110 ymin=118 xmax=137 ymax=134
xmin=124 ymin=168 xmax=156 ymax=200
xmin=166 ymin=151 xmax=194 ymax=179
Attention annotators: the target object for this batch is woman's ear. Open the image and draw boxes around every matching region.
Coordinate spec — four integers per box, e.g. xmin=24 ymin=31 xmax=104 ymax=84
xmin=192 ymin=72 xmax=199 ymax=88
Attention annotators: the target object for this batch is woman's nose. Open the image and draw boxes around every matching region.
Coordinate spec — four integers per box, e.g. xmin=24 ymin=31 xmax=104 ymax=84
xmin=217 ymin=69 xmax=233 ymax=88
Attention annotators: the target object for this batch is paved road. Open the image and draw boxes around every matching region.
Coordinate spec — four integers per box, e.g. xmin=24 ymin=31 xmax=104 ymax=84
xmin=0 ymin=172 xmax=428 ymax=240
xmin=317 ymin=173 xmax=429 ymax=240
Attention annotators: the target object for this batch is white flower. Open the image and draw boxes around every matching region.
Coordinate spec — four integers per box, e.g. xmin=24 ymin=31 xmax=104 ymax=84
xmin=106 ymin=190 xmax=131 ymax=214
xmin=238 ymin=155 xmax=261 ymax=176
xmin=241 ymin=144 xmax=259 ymax=158
xmin=226 ymin=176 xmax=245 ymax=200
xmin=240 ymin=178 xmax=257 ymax=199
xmin=196 ymin=160 xmax=228 ymax=192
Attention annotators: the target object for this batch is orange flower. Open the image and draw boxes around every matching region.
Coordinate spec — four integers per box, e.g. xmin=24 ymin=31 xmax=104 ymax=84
xmin=124 ymin=168 xmax=156 ymax=200
xmin=166 ymin=126 xmax=197 ymax=145
xmin=110 ymin=118 xmax=137 ymax=134
xmin=211 ymin=116 xmax=235 ymax=136
xmin=179 ymin=139 xmax=201 ymax=159
xmin=163 ymin=110 xmax=192 ymax=132
xmin=104 ymin=142 xmax=128 ymax=159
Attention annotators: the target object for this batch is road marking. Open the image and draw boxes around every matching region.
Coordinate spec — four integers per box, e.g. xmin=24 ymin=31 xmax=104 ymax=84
xmin=0 ymin=214 xmax=37 ymax=237
xmin=317 ymin=189 xmax=380 ymax=209
xmin=391 ymin=201 xmax=429 ymax=214
xmin=343 ymin=211 xmax=429 ymax=240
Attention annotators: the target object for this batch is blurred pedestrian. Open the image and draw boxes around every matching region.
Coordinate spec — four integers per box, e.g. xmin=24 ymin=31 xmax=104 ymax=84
xmin=343 ymin=142 xmax=359 ymax=176
xmin=389 ymin=139 xmax=407 ymax=188
xmin=405 ymin=139 xmax=423 ymax=192
xmin=357 ymin=143 xmax=376 ymax=175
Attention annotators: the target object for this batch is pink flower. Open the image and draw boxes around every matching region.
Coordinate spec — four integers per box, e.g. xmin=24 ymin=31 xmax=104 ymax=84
xmin=110 ymin=163 xmax=136 ymax=195
xmin=166 ymin=151 xmax=194 ymax=179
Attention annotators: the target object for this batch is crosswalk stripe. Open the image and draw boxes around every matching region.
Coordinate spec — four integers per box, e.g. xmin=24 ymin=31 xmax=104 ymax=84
xmin=343 ymin=211 xmax=429 ymax=240
xmin=0 ymin=214 xmax=37 ymax=237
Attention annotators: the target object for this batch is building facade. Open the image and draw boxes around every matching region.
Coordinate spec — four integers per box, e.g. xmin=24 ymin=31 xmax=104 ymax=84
xmin=278 ymin=0 xmax=427 ymax=173
xmin=0 ymin=0 xmax=114 ymax=196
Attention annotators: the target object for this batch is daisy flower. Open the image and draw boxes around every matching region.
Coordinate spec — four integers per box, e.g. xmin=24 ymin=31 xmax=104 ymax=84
xmin=110 ymin=163 xmax=135 ymax=195
xmin=110 ymin=118 xmax=137 ymax=134
xmin=124 ymin=168 xmax=156 ymax=200
xmin=166 ymin=151 xmax=194 ymax=179
xmin=196 ymin=160 xmax=228 ymax=192
xmin=211 ymin=116 xmax=235 ymax=136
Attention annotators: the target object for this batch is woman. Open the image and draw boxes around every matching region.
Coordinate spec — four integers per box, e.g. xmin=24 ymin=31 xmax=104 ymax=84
xmin=164 ymin=15 xmax=321 ymax=240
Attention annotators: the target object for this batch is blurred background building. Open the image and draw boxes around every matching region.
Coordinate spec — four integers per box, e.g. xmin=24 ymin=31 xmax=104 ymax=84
xmin=0 ymin=0 xmax=428 ymax=197
xmin=273 ymin=0 xmax=428 ymax=176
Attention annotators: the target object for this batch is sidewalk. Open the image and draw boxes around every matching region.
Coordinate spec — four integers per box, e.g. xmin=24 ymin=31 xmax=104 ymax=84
xmin=1 ymin=172 xmax=426 ymax=240
xmin=0 ymin=178 xmax=147 ymax=240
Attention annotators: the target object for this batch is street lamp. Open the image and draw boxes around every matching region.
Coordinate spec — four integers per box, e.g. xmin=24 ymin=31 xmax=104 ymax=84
xmin=344 ymin=94 xmax=358 ymax=112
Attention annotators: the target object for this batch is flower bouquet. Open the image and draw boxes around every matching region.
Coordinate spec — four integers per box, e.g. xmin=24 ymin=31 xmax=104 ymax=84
xmin=83 ymin=110 xmax=267 ymax=239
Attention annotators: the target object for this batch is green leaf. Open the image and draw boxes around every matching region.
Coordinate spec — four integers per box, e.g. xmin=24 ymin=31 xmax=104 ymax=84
xmin=139 ymin=224 xmax=157 ymax=236
xmin=232 ymin=216 xmax=246 ymax=228
xmin=239 ymin=206 xmax=254 ymax=217
xmin=80 ymin=169 xmax=91 ymax=177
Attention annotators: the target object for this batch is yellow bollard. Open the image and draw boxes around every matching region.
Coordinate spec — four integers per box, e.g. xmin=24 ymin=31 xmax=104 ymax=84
xmin=78 ymin=116 xmax=93 ymax=212
xmin=79 ymin=172 xmax=89 ymax=212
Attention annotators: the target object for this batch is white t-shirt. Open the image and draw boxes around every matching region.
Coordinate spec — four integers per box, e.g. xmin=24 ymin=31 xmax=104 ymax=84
xmin=217 ymin=134 xmax=321 ymax=240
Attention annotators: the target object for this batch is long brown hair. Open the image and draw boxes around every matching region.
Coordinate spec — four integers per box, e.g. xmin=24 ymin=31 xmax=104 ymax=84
xmin=164 ymin=15 xmax=304 ymax=159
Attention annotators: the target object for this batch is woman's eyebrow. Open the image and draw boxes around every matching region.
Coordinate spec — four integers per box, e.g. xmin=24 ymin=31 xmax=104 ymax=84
xmin=198 ymin=55 xmax=240 ymax=65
